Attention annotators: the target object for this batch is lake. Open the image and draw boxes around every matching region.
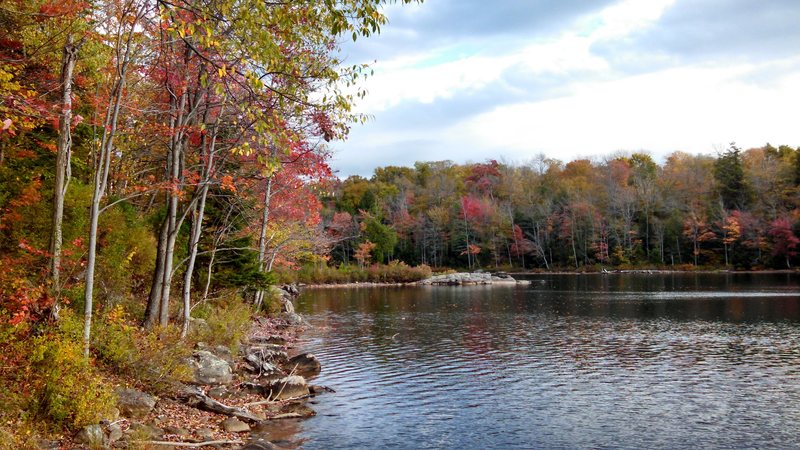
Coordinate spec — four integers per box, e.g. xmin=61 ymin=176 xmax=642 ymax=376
xmin=275 ymin=273 xmax=800 ymax=449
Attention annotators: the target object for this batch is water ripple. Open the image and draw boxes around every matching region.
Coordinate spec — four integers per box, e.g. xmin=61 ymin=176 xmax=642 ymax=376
xmin=292 ymin=274 xmax=800 ymax=449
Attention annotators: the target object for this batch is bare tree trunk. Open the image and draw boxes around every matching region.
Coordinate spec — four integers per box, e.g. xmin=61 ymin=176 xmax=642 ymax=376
xmin=181 ymin=198 xmax=204 ymax=337
xmin=144 ymin=216 xmax=169 ymax=328
xmin=158 ymin=138 xmax=182 ymax=326
xmin=50 ymin=36 xmax=79 ymax=305
xmin=254 ymin=176 xmax=274 ymax=309
xmin=83 ymin=10 xmax=138 ymax=356
xmin=202 ymin=244 xmax=216 ymax=302
xmin=181 ymin=121 xmax=216 ymax=337
xmin=145 ymin=54 xmax=193 ymax=327
xmin=570 ymin=218 xmax=578 ymax=269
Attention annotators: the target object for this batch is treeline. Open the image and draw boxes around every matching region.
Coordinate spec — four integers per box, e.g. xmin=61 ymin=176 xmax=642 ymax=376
xmin=324 ymin=144 xmax=800 ymax=271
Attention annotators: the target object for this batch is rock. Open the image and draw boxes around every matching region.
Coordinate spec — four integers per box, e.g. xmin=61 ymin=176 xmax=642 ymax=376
xmin=309 ymin=385 xmax=335 ymax=395
xmin=240 ymin=439 xmax=278 ymax=450
xmin=107 ymin=423 xmax=123 ymax=443
xmin=277 ymin=402 xmax=316 ymax=418
xmin=125 ymin=423 xmax=163 ymax=440
xmin=243 ymin=352 xmax=283 ymax=377
xmin=281 ymin=284 xmax=300 ymax=296
xmin=214 ymin=345 xmax=234 ymax=363
xmin=281 ymin=296 xmax=296 ymax=314
xmin=282 ymin=312 xmax=303 ymax=325
xmin=189 ymin=350 xmax=233 ymax=385
xmin=196 ymin=427 xmax=215 ymax=441
xmin=35 ymin=439 xmax=60 ymax=450
xmin=75 ymin=424 xmax=105 ymax=446
xmin=116 ymin=388 xmax=157 ymax=419
xmin=287 ymin=353 xmax=321 ymax=378
xmin=221 ymin=417 xmax=251 ymax=433
xmin=163 ymin=425 xmax=191 ymax=437
xmin=250 ymin=335 xmax=288 ymax=346
xmin=420 ymin=272 xmax=495 ymax=286
xmin=268 ymin=375 xmax=309 ymax=400
xmin=207 ymin=386 xmax=232 ymax=400
xmin=244 ymin=375 xmax=309 ymax=400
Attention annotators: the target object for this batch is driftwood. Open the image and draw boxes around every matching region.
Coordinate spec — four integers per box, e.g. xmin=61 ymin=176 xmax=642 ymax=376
xmin=132 ymin=440 xmax=244 ymax=448
xmin=178 ymin=386 xmax=263 ymax=423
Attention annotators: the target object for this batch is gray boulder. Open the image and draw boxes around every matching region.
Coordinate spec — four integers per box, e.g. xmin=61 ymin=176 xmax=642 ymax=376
xmin=287 ymin=353 xmax=321 ymax=379
xmin=243 ymin=375 xmax=309 ymax=400
xmin=243 ymin=352 xmax=283 ymax=377
xmin=107 ymin=423 xmax=123 ymax=443
xmin=125 ymin=423 xmax=163 ymax=440
xmin=221 ymin=417 xmax=251 ymax=433
xmin=116 ymin=388 xmax=156 ymax=418
xmin=189 ymin=350 xmax=233 ymax=385
xmin=75 ymin=425 xmax=105 ymax=446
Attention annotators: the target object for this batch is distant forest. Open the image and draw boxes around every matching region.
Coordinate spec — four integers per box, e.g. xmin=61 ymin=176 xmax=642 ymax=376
xmin=324 ymin=144 xmax=800 ymax=271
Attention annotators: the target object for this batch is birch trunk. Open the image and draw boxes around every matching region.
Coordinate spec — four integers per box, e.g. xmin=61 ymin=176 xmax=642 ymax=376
xmin=254 ymin=176 xmax=273 ymax=309
xmin=181 ymin=122 xmax=216 ymax=337
xmin=50 ymin=36 xmax=79 ymax=300
xmin=83 ymin=14 xmax=137 ymax=356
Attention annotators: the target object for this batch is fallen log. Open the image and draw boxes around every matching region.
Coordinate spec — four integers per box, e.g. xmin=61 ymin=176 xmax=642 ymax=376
xmin=177 ymin=386 xmax=263 ymax=423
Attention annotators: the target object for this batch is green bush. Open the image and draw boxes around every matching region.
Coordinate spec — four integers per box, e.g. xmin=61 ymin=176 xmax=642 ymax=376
xmin=0 ymin=312 xmax=116 ymax=431
xmin=92 ymin=306 xmax=192 ymax=395
xmin=190 ymin=292 xmax=253 ymax=354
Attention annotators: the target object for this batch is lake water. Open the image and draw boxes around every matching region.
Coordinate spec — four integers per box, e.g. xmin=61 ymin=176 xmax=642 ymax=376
xmin=280 ymin=273 xmax=800 ymax=449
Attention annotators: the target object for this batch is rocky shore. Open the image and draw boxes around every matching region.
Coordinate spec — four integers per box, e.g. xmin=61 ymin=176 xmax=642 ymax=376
xmin=417 ymin=272 xmax=528 ymax=286
xmin=304 ymin=272 xmax=530 ymax=289
xmin=60 ymin=286 xmax=325 ymax=449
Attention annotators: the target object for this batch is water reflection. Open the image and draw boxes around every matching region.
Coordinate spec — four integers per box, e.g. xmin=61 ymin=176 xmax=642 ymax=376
xmin=287 ymin=274 xmax=800 ymax=449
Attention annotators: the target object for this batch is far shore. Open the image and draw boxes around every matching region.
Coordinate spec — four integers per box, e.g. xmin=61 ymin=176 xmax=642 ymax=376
xmin=298 ymin=268 xmax=799 ymax=289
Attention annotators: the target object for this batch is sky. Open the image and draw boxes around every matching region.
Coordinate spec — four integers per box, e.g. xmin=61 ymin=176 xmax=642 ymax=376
xmin=330 ymin=0 xmax=800 ymax=177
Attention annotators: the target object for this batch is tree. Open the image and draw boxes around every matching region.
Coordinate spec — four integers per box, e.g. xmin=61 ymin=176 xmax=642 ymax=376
xmin=83 ymin=0 xmax=147 ymax=356
xmin=714 ymin=143 xmax=751 ymax=210
xmin=360 ymin=213 xmax=397 ymax=264
xmin=768 ymin=218 xmax=799 ymax=268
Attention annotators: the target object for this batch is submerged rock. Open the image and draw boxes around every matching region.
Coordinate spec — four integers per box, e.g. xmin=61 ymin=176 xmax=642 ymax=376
xmin=240 ymin=439 xmax=278 ymax=450
xmin=264 ymin=401 xmax=316 ymax=419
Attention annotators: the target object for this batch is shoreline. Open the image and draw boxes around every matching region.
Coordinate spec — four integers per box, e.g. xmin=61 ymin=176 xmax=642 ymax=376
xmin=299 ymin=268 xmax=800 ymax=289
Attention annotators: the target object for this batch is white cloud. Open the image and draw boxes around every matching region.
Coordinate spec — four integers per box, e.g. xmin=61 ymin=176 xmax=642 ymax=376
xmin=453 ymin=60 xmax=800 ymax=161
xmin=333 ymin=0 xmax=800 ymax=176
xmin=354 ymin=0 xmax=675 ymax=114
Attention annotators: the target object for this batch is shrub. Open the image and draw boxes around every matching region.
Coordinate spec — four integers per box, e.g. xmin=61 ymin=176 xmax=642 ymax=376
xmin=274 ymin=262 xmax=432 ymax=284
xmin=92 ymin=306 xmax=192 ymax=395
xmin=0 ymin=312 xmax=116 ymax=431
xmin=190 ymin=291 xmax=253 ymax=354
